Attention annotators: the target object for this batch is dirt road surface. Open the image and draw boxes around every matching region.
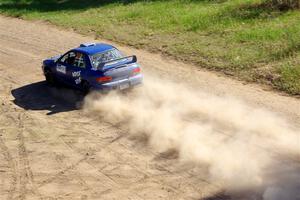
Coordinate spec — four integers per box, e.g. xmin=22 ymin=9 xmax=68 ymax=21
xmin=0 ymin=16 xmax=299 ymax=200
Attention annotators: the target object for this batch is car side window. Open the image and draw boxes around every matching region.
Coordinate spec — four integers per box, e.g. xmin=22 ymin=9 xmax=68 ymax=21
xmin=59 ymin=52 xmax=76 ymax=66
xmin=73 ymin=52 xmax=86 ymax=69
xmin=59 ymin=54 xmax=68 ymax=63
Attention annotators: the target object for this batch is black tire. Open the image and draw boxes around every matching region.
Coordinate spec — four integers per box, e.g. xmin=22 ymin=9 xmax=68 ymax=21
xmin=81 ymin=80 xmax=91 ymax=94
xmin=45 ymin=70 xmax=55 ymax=86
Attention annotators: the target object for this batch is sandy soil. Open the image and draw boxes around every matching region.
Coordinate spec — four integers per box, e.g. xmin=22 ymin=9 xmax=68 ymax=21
xmin=0 ymin=16 xmax=299 ymax=200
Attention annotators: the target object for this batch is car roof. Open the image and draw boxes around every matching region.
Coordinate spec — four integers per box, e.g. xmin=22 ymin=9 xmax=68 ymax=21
xmin=73 ymin=43 xmax=115 ymax=55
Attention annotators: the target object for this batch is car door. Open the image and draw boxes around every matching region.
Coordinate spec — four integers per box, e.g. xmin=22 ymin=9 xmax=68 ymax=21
xmin=66 ymin=51 xmax=88 ymax=87
xmin=55 ymin=51 xmax=76 ymax=84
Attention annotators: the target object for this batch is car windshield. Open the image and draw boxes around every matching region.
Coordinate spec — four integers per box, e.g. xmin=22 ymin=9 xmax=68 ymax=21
xmin=90 ymin=49 xmax=123 ymax=69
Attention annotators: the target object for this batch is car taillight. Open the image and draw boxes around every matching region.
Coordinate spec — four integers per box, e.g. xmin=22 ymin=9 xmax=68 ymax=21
xmin=96 ymin=76 xmax=112 ymax=83
xmin=132 ymin=67 xmax=141 ymax=75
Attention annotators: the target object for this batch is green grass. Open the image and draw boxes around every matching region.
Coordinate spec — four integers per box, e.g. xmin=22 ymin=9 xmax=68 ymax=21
xmin=0 ymin=0 xmax=300 ymax=94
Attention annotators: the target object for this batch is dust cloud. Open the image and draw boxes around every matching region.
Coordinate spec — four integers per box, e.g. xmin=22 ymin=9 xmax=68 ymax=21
xmin=83 ymin=76 xmax=300 ymax=199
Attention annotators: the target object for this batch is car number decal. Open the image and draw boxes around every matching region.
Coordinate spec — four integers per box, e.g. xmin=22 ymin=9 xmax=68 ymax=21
xmin=72 ymin=71 xmax=81 ymax=77
xmin=56 ymin=65 xmax=66 ymax=74
xmin=75 ymin=77 xmax=81 ymax=85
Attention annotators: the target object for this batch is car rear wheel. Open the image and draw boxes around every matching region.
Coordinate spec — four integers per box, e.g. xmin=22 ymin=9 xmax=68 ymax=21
xmin=81 ymin=80 xmax=91 ymax=94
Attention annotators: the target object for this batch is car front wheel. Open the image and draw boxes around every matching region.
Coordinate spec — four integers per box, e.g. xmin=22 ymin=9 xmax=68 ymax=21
xmin=45 ymin=70 xmax=55 ymax=86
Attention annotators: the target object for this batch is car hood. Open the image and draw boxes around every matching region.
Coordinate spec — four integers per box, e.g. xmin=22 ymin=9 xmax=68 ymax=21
xmin=43 ymin=55 xmax=61 ymax=66
xmin=49 ymin=55 xmax=61 ymax=62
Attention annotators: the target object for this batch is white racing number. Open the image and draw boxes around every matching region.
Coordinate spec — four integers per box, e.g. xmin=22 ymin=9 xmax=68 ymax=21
xmin=56 ymin=64 xmax=66 ymax=74
xmin=75 ymin=77 xmax=81 ymax=85
xmin=72 ymin=71 xmax=81 ymax=77
xmin=72 ymin=71 xmax=81 ymax=84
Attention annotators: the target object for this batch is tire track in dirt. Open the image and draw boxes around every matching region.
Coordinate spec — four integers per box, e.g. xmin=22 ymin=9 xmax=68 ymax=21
xmin=57 ymin=133 xmax=124 ymax=186
xmin=0 ymin=131 xmax=17 ymax=200
xmin=0 ymin=50 xmax=80 ymax=198
xmin=18 ymin=113 xmax=119 ymax=191
xmin=2 ymin=88 xmax=138 ymax=198
xmin=57 ymin=134 xmax=181 ymax=199
xmin=19 ymin=113 xmax=119 ymax=195
xmin=8 ymin=110 xmax=112 ymax=199
xmin=1 ymin=110 xmax=63 ymax=200
xmin=57 ymin=120 xmax=219 ymax=199
xmin=15 ymin=111 xmax=108 ymax=199
xmin=37 ymin=157 xmax=88 ymax=188
xmin=11 ymin=112 xmax=43 ymax=200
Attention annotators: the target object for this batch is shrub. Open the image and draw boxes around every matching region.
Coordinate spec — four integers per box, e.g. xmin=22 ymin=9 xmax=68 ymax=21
xmin=268 ymin=0 xmax=300 ymax=10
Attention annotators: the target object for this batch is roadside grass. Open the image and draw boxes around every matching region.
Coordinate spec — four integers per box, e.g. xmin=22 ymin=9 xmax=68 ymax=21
xmin=0 ymin=0 xmax=299 ymax=94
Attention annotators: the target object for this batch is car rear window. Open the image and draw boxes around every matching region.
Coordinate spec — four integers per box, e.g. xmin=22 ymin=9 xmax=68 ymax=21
xmin=90 ymin=49 xmax=123 ymax=70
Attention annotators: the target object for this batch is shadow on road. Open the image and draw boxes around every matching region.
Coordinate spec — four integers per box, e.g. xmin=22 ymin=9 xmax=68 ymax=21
xmin=0 ymin=0 xmax=154 ymax=12
xmin=11 ymin=81 xmax=84 ymax=115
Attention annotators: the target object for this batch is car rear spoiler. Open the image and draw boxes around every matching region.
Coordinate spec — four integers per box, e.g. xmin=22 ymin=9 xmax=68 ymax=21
xmin=100 ymin=55 xmax=137 ymax=71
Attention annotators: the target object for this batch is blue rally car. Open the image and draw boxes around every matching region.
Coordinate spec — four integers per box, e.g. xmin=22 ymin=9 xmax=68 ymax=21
xmin=42 ymin=43 xmax=143 ymax=92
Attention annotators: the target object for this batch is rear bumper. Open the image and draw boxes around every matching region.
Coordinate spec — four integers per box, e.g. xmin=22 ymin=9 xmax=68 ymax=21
xmin=91 ymin=74 xmax=143 ymax=91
